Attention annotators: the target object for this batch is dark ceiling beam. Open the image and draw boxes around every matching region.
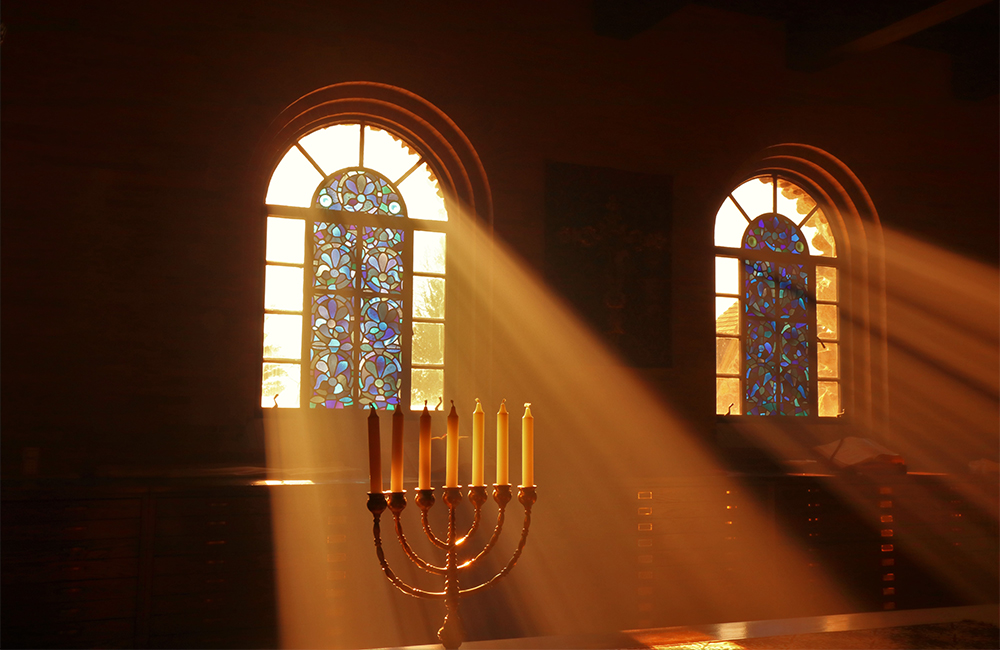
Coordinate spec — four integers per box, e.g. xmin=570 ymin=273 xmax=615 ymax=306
xmin=594 ymin=0 xmax=690 ymax=40
xmin=787 ymin=0 xmax=995 ymax=70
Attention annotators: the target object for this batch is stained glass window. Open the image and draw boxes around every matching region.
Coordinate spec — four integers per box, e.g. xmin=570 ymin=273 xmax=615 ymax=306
xmin=715 ymin=175 xmax=840 ymax=417
xmin=262 ymin=123 xmax=448 ymax=410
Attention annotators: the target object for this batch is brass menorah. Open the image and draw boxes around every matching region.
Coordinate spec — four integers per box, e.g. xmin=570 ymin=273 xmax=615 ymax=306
xmin=365 ymin=400 xmax=536 ymax=649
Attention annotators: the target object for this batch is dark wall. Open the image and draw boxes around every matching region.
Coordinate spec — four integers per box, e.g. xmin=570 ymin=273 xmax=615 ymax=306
xmin=2 ymin=1 xmax=997 ymax=476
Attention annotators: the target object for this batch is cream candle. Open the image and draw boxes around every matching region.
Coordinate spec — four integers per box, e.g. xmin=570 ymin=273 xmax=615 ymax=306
xmin=472 ymin=399 xmax=485 ymax=486
xmin=418 ymin=402 xmax=432 ymax=490
xmin=367 ymin=405 xmax=382 ymax=494
xmin=446 ymin=401 xmax=459 ymax=488
xmin=390 ymin=407 xmax=404 ymax=492
xmin=521 ymin=403 xmax=534 ymax=487
xmin=496 ymin=400 xmax=509 ymax=485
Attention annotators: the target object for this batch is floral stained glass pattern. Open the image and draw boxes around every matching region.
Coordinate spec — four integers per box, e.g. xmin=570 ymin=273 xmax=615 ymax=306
xmin=360 ymin=297 xmax=403 ymax=408
xmin=311 ymin=295 xmax=354 ymax=408
xmin=314 ymin=223 xmax=356 ymax=290
xmin=361 ymin=227 xmax=404 ymax=293
xmin=315 ymin=168 xmax=404 ymax=216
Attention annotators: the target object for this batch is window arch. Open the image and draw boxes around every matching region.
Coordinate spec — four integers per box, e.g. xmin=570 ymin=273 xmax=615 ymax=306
xmin=715 ymin=175 xmax=840 ymax=417
xmin=715 ymin=143 xmax=888 ymax=430
xmin=255 ymin=83 xmax=491 ymax=411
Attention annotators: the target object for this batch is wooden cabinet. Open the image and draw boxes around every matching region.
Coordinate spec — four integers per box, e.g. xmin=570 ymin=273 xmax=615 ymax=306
xmin=1 ymin=484 xmax=277 ymax=649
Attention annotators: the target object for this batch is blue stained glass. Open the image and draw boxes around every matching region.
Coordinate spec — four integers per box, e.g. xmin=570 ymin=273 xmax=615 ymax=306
xmin=743 ymin=214 xmax=808 ymax=254
xmin=743 ymin=261 xmax=808 ymax=320
xmin=314 ymin=223 xmax=356 ymax=290
xmin=310 ymin=295 xmax=354 ymax=408
xmin=361 ymin=227 xmax=404 ymax=294
xmin=314 ymin=168 xmax=406 ymax=216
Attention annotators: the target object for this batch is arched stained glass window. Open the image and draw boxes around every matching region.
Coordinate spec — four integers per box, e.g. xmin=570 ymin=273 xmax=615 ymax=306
xmin=262 ymin=123 xmax=448 ymax=410
xmin=715 ymin=174 xmax=840 ymax=417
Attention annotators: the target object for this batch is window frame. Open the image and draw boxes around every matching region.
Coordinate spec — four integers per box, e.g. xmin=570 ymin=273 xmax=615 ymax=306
xmin=714 ymin=172 xmax=844 ymax=421
xmin=262 ymin=120 xmax=452 ymax=411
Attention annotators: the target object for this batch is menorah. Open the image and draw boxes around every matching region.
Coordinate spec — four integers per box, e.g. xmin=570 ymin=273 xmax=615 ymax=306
xmin=365 ymin=400 xmax=537 ymax=649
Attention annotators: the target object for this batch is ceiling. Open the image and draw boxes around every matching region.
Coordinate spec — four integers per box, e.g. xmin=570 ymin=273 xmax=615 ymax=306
xmin=594 ymin=0 xmax=999 ymax=100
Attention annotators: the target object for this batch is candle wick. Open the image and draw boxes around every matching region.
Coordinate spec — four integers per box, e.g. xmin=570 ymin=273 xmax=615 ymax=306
xmin=524 ymin=402 xmax=531 ymax=408
xmin=502 ymin=398 xmax=506 ymax=404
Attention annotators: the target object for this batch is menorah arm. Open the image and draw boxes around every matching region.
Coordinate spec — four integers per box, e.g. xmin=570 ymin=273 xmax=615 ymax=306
xmin=458 ymin=497 xmax=506 ymax=569
xmin=373 ymin=515 xmax=446 ymax=599
xmin=392 ymin=511 xmax=447 ymax=575
xmin=456 ymin=486 xmax=488 ymax=545
xmin=420 ymin=508 xmax=449 ymax=549
xmin=459 ymin=486 xmax=535 ymax=596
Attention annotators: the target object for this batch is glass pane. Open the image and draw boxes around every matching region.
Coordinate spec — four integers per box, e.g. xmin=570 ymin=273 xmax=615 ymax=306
xmin=776 ymin=179 xmax=817 ymax=224
xmin=298 ymin=124 xmax=360 ymax=176
xmin=818 ymin=341 xmax=839 ymax=379
xmin=801 ymin=209 xmax=837 ymax=257
xmin=264 ymin=265 xmax=304 ymax=312
xmin=316 ymin=168 xmax=403 ymax=215
xmin=361 ymin=227 xmax=404 ymax=294
xmin=816 ymin=266 xmax=838 ymax=302
xmin=413 ymin=231 xmax=446 ymax=273
xmin=265 ymin=146 xmax=323 ymax=208
xmin=715 ymin=256 xmax=739 ymax=295
xmin=413 ymin=276 xmax=445 ymax=318
xmin=716 ymin=296 xmax=739 ymax=334
xmin=263 ymin=314 xmax=302 ymax=360
xmin=359 ymin=351 xmax=403 ymax=409
xmin=716 ymin=337 xmax=740 ymax=375
xmin=412 ymin=322 xmax=445 ymax=365
xmin=262 ymin=362 xmax=301 ymax=408
xmin=311 ymin=295 xmax=354 ymax=408
xmin=364 ymin=126 xmax=422 ymax=185
xmin=714 ymin=197 xmax=749 ymax=248
xmin=398 ymin=162 xmax=447 ymax=221
xmin=267 ymin=217 xmax=305 ymax=264
xmin=716 ymin=377 xmax=741 ymax=415
xmin=411 ymin=368 xmax=444 ymax=411
xmin=731 ymin=176 xmax=773 ymax=220
xmin=818 ymin=381 xmax=840 ymax=417
xmin=313 ymin=223 xmax=356 ymax=291
xmin=817 ymin=304 xmax=838 ymax=340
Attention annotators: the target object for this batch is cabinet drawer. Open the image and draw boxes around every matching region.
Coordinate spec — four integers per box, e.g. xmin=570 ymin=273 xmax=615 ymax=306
xmin=2 ymin=537 xmax=140 ymax=563
xmin=15 ymin=578 xmax=138 ymax=604
xmin=155 ymin=514 xmax=271 ymax=537
xmin=155 ymin=496 xmax=270 ymax=517
xmin=2 ymin=499 xmax=141 ymax=523
xmin=4 ymin=597 xmax=136 ymax=624
xmin=0 ymin=618 xmax=134 ymax=648
xmin=5 ymin=518 xmax=141 ymax=541
xmin=2 ymin=557 xmax=140 ymax=583
xmin=153 ymin=552 xmax=273 ymax=577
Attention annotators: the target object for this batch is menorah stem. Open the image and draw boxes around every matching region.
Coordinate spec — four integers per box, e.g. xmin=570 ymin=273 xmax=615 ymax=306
xmin=439 ymin=487 xmax=466 ymax=650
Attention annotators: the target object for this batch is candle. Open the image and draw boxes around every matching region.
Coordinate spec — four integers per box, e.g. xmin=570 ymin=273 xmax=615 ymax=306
xmin=472 ymin=399 xmax=485 ymax=486
xmin=390 ymin=407 xmax=404 ymax=492
xmin=446 ymin=401 xmax=459 ymax=488
xmin=367 ymin=405 xmax=382 ymax=494
xmin=497 ymin=400 xmax=509 ymax=485
xmin=522 ymin=403 xmax=534 ymax=487
xmin=419 ymin=402 xmax=432 ymax=490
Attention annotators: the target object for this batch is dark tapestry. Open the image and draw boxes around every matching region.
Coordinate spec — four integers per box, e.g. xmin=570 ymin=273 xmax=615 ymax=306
xmin=544 ymin=161 xmax=672 ymax=368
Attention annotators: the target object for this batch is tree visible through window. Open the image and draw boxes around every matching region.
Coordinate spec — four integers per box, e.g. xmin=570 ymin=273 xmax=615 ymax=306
xmin=715 ymin=175 xmax=840 ymax=417
xmin=262 ymin=123 xmax=448 ymax=410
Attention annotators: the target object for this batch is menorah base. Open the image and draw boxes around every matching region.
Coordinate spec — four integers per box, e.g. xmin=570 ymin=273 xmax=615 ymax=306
xmin=438 ymin=606 xmax=465 ymax=650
